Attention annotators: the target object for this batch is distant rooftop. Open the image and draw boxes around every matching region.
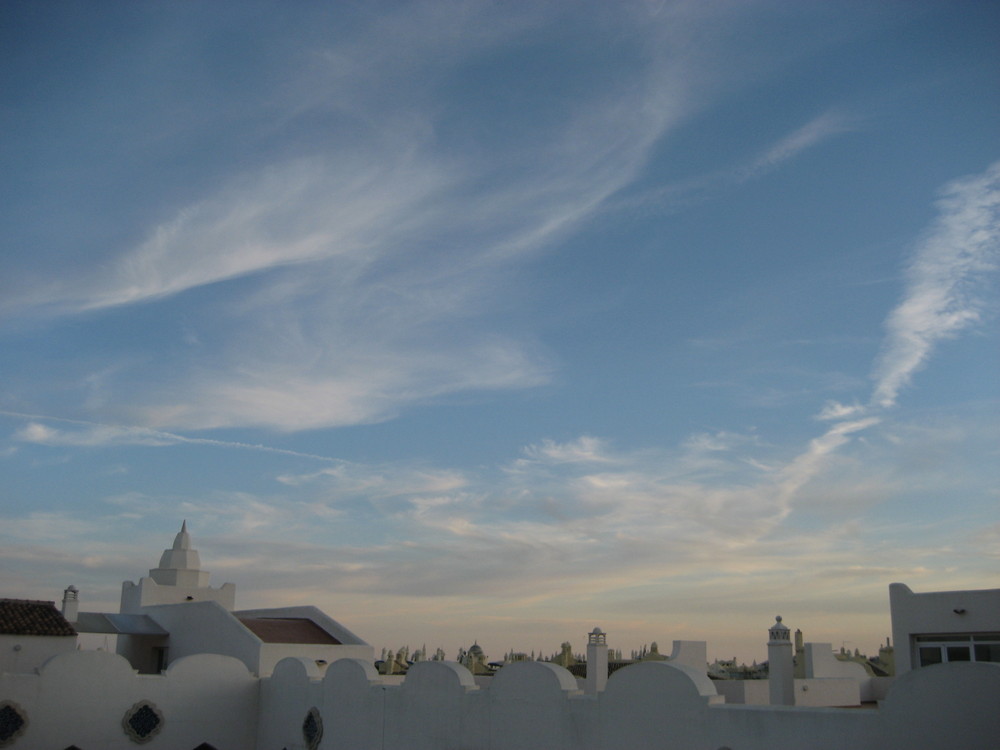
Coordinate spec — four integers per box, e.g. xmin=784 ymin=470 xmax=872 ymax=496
xmin=0 ymin=599 xmax=77 ymax=637
xmin=238 ymin=617 xmax=342 ymax=645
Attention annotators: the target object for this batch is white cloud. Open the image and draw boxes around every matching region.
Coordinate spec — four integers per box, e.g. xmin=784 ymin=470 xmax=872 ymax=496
xmin=520 ymin=436 xmax=614 ymax=465
xmin=14 ymin=421 xmax=174 ymax=448
xmin=138 ymin=339 xmax=552 ymax=431
xmin=771 ymin=417 xmax=881 ymax=514
xmin=614 ymin=110 xmax=854 ymax=216
xmin=7 ymin=413 xmax=338 ymax=461
xmin=871 ymin=161 xmax=1000 ymax=409
xmin=736 ymin=110 xmax=856 ymax=183
xmin=0 ymin=512 xmax=105 ymax=543
xmin=815 ymin=400 xmax=867 ymax=421
xmin=0 ymin=4 xmax=711 ymax=433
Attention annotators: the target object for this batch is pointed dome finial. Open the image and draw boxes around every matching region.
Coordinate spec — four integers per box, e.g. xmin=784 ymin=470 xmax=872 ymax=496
xmin=171 ymin=520 xmax=192 ymax=551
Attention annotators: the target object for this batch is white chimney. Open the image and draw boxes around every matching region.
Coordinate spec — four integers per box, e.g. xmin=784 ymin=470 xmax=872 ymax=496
xmin=585 ymin=627 xmax=609 ymax=695
xmin=61 ymin=585 xmax=79 ymax=623
xmin=768 ymin=615 xmax=794 ymax=706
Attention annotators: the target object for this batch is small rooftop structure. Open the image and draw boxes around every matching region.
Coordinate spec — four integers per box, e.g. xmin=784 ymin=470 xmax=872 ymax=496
xmin=889 ymin=582 xmax=1000 ymax=673
xmin=120 ymin=520 xmax=236 ymax=613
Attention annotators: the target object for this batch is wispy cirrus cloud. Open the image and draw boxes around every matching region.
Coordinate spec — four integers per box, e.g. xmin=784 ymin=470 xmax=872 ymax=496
xmin=2 ymin=3 xmax=711 ymax=433
xmin=614 ymin=109 xmax=854 ymax=215
xmin=815 ymin=400 xmax=867 ymax=421
xmin=734 ymin=110 xmax=856 ymax=183
xmin=6 ymin=412 xmax=337 ymax=462
xmin=519 ymin=435 xmax=615 ymax=465
xmin=871 ymin=160 xmax=1000 ymax=409
xmin=812 ymin=161 xmax=999 ymax=425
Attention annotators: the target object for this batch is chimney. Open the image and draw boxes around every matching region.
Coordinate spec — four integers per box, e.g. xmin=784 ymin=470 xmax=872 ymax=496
xmin=767 ymin=615 xmax=794 ymax=706
xmin=585 ymin=627 xmax=608 ymax=695
xmin=62 ymin=585 xmax=79 ymax=623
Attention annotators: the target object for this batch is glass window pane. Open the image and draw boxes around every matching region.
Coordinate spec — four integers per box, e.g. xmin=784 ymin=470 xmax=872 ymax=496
xmin=919 ymin=647 xmax=942 ymax=666
xmin=946 ymin=646 xmax=971 ymax=662
xmin=974 ymin=644 xmax=1000 ymax=663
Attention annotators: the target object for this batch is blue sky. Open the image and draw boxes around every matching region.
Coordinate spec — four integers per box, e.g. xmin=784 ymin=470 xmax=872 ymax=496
xmin=2 ymin=1 xmax=998 ymax=662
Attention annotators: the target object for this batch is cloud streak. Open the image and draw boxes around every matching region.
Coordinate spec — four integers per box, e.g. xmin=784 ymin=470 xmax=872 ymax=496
xmin=871 ymin=161 xmax=1000 ymax=408
xmin=5 ymin=412 xmax=337 ymax=462
xmin=1 ymin=3 xmax=713 ymax=433
xmin=734 ymin=110 xmax=856 ymax=183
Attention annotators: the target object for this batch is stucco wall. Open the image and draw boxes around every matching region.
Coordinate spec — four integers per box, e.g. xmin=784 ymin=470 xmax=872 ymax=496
xmin=3 ymin=648 xmax=997 ymax=749
xmin=0 ymin=650 xmax=258 ymax=749
xmin=140 ymin=600 xmax=264 ymax=674
xmin=889 ymin=583 xmax=1000 ymax=673
xmin=0 ymin=633 xmax=76 ymax=674
xmin=258 ymin=641 xmax=375 ymax=676
xmin=121 ymin=576 xmax=236 ymax=612
xmin=258 ymin=658 xmax=1000 ymax=750
xmin=712 ymin=678 xmax=770 ymax=705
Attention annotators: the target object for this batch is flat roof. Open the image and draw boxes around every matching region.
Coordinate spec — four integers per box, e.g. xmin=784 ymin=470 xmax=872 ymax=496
xmin=74 ymin=612 xmax=168 ymax=636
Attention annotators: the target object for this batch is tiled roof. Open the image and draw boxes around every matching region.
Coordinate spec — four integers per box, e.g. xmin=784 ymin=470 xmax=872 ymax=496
xmin=0 ymin=599 xmax=77 ymax=637
xmin=238 ymin=617 xmax=341 ymax=644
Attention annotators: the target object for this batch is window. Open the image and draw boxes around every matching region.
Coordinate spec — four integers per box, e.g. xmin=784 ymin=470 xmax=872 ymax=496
xmin=918 ymin=646 xmax=942 ymax=667
xmin=974 ymin=642 xmax=1000 ymax=662
xmin=121 ymin=701 xmax=164 ymax=744
xmin=915 ymin=634 xmax=1000 ymax=667
xmin=302 ymin=707 xmax=323 ymax=750
xmin=0 ymin=702 xmax=28 ymax=746
xmin=946 ymin=646 xmax=970 ymax=662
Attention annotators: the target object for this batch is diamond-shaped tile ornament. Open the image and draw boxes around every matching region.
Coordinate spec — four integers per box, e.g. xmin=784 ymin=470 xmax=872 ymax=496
xmin=0 ymin=702 xmax=28 ymax=747
xmin=302 ymin=706 xmax=323 ymax=750
xmin=122 ymin=701 xmax=164 ymax=744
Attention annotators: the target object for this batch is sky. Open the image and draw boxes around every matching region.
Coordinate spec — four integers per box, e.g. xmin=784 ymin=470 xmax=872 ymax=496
xmin=1 ymin=1 xmax=998 ymax=664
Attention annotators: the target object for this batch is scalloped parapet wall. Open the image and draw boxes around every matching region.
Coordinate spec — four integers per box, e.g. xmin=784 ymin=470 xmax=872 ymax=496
xmin=2 ymin=650 xmax=999 ymax=749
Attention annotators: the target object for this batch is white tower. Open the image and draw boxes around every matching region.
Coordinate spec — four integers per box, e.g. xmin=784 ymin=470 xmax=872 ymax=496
xmin=120 ymin=522 xmax=236 ymax=613
xmin=585 ymin=627 xmax=609 ymax=695
xmin=768 ymin=615 xmax=795 ymax=706
xmin=61 ymin=585 xmax=79 ymax=623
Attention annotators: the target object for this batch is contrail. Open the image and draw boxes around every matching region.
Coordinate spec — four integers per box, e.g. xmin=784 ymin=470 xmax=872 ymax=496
xmin=0 ymin=410 xmax=339 ymax=463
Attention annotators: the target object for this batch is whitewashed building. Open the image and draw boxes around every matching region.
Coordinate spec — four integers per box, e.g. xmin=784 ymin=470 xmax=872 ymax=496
xmin=1 ymin=526 xmax=998 ymax=749
xmin=889 ymin=581 xmax=1000 ymax=673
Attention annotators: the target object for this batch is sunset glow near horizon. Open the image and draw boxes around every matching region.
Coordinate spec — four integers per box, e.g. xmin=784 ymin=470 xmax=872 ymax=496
xmin=2 ymin=1 xmax=998 ymax=663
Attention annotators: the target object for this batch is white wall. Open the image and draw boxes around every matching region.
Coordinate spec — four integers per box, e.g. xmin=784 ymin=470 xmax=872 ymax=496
xmin=0 ymin=650 xmax=258 ymax=749
xmin=712 ymin=678 xmax=770 ymax=705
xmin=802 ymin=642 xmax=873 ymax=702
xmin=126 ymin=601 xmax=376 ymax=678
xmin=889 ymin=583 xmax=1000 ymax=673
xmin=121 ymin=576 xmax=236 ymax=612
xmin=803 ymin=643 xmax=870 ymax=680
xmin=258 ymin=641 xmax=374 ymax=676
xmin=791 ymin=677 xmax=860 ymax=707
xmin=257 ymin=657 xmax=1000 ymax=750
xmin=3 ymin=649 xmax=998 ymax=749
xmin=0 ymin=633 xmax=76 ymax=674
xmin=132 ymin=600 xmax=263 ymax=674
xmin=666 ymin=639 xmax=707 ymax=670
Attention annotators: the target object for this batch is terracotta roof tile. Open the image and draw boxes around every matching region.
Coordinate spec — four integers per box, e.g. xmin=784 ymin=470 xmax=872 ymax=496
xmin=238 ymin=617 xmax=341 ymax=644
xmin=0 ymin=599 xmax=77 ymax=637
